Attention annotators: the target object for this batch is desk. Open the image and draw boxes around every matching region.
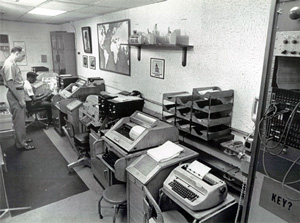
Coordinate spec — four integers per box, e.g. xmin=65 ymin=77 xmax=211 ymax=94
xmin=126 ymin=148 xmax=199 ymax=223
xmin=52 ymin=97 xmax=74 ymax=136
xmin=160 ymin=188 xmax=237 ymax=223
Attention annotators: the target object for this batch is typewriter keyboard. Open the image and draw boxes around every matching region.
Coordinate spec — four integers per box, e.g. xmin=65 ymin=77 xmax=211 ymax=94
xmin=102 ymin=151 xmax=119 ymax=168
xmin=169 ymin=179 xmax=199 ymax=202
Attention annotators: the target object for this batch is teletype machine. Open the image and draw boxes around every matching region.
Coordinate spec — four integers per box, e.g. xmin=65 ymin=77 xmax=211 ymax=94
xmin=93 ymin=111 xmax=179 ymax=188
xmin=104 ymin=111 xmax=179 ymax=153
xmin=162 ymin=160 xmax=228 ymax=211
xmin=51 ymin=77 xmax=105 ymax=135
xmin=56 ymin=74 xmax=78 ymax=90
xmin=159 ymin=160 xmax=236 ymax=223
xmin=79 ymin=91 xmax=144 ymax=130
xmin=78 ymin=92 xmax=145 ymax=181
xmin=126 ymin=141 xmax=198 ymax=223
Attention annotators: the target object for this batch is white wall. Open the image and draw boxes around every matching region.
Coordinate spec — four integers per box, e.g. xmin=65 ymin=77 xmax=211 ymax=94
xmin=62 ymin=0 xmax=272 ymax=133
xmin=0 ymin=20 xmax=61 ymax=78
xmin=0 ymin=0 xmax=271 ymax=133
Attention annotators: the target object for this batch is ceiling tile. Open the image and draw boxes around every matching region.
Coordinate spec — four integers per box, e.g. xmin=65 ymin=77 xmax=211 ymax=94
xmin=16 ymin=17 xmax=48 ymax=24
xmin=0 ymin=2 xmax=33 ymax=18
xmin=95 ymin=0 xmax=165 ymax=8
xmin=53 ymin=0 xmax=101 ymax=4
xmin=0 ymin=0 xmax=47 ymax=7
xmin=43 ymin=17 xmax=76 ymax=25
xmin=39 ymin=1 xmax=88 ymax=11
xmin=43 ymin=11 xmax=93 ymax=24
xmin=74 ymin=6 xmax=122 ymax=15
xmin=19 ymin=13 xmax=53 ymax=20
xmin=0 ymin=0 xmax=167 ymax=24
xmin=53 ymin=11 xmax=93 ymax=19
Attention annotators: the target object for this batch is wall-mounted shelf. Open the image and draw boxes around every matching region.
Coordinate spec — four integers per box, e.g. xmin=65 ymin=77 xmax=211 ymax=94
xmin=128 ymin=44 xmax=194 ymax=67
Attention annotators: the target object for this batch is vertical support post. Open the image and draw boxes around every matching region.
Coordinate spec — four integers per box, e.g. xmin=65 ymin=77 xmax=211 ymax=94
xmin=182 ymin=47 xmax=187 ymax=67
xmin=137 ymin=45 xmax=141 ymax=61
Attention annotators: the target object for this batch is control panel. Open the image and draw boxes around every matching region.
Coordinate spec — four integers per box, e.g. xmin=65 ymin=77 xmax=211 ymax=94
xmin=275 ymin=31 xmax=300 ymax=56
xmin=267 ymin=88 xmax=300 ymax=149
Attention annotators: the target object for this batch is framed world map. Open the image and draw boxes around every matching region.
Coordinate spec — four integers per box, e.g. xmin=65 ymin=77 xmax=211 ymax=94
xmin=97 ymin=19 xmax=130 ymax=76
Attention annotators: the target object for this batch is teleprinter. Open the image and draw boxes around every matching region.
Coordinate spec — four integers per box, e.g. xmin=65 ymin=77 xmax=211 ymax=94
xmin=79 ymin=95 xmax=100 ymax=127
xmin=104 ymin=111 xmax=179 ymax=153
xmin=163 ymin=160 xmax=228 ymax=211
xmin=96 ymin=111 xmax=179 ymax=186
xmin=79 ymin=92 xmax=144 ymax=129
xmin=58 ymin=78 xmax=105 ymax=100
xmin=51 ymin=78 xmax=105 ymax=135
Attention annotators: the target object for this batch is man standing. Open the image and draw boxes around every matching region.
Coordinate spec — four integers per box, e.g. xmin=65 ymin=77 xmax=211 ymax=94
xmin=1 ymin=46 xmax=35 ymax=150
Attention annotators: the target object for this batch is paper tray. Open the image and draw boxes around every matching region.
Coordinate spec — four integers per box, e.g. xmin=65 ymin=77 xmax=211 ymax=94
xmin=193 ymin=102 xmax=233 ymax=113
xmin=191 ymin=116 xmax=232 ymax=127
xmin=190 ymin=124 xmax=231 ymax=141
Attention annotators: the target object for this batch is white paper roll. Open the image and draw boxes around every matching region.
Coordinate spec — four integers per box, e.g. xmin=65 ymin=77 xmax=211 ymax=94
xmin=129 ymin=125 xmax=146 ymax=140
xmin=135 ymin=112 xmax=157 ymax=125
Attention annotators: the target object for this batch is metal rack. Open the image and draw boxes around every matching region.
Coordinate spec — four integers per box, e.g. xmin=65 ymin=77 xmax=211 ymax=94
xmin=162 ymin=87 xmax=234 ymax=142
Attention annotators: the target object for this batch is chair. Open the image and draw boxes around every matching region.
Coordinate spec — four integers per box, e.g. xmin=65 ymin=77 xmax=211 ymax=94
xmin=98 ymin=184 xmax=127 ymax=223
xmin=62 ymin=117 xmax=90 ymax=172
xmin=26 ymin=106 xmax=49 ymax=129
xmin=98 ymin=161 xmax=127 ymax=223
xmin=143 ymin=186 xmax=188 ymax=223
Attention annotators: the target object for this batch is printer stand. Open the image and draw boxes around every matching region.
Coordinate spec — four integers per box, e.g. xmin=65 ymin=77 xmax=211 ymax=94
xmin=160 ymin=188 xmax=237 ymax=223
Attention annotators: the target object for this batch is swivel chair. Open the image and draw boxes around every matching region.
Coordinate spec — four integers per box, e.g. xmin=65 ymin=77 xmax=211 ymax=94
xmin=62 ymin=117 xmax=90 ymax=172
xmin=143 ymin=186 xmax=188 ymax=223
xmin=26 ymin=106 xmax=49 ymax=130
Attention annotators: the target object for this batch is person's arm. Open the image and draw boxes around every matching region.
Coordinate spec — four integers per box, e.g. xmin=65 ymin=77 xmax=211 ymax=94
xmin=34 ymin=93 xmax=46 ymax=101
xmin=3 ymin=63 xmax=26 ymax=107
xmin=34 ymin=90 xmax=52 ymax=101
xmin=6 ymin=80 xmax=26 ymax=108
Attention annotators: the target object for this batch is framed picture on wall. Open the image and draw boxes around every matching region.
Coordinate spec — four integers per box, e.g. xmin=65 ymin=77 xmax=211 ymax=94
xmin=82 ymin=27 xmax=92 ymax=53
xmin=83 ymin=55 xmax=88 ymax=68
xmin=150 ymin=58 xmax=165 ymax=79
xmin=97 ymin=19 xmax=130 ymax=76
xmin=13 ymin=41 xmax=27 ymax=66
xmin=0 ymin=34 xmax=10 ymax=65
xmin=89 ymin=56 xmax=96 ymax=69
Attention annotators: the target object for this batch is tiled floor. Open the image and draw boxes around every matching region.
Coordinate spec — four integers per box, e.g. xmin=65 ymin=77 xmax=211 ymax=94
xmin=1 ymin=127 xmax=127 ymax=223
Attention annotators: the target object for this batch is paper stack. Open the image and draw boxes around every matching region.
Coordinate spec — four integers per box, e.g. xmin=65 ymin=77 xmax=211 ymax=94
xmin=147 ymin=141 xmax=183 ymax=162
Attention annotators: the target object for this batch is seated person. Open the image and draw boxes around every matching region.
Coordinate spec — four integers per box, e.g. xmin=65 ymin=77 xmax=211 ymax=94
xmin=24 ymin=72 xmax=52 ymax=125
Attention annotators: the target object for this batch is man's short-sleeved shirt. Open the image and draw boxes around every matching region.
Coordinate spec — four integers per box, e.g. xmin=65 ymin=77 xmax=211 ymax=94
xmin=24 ymin=80 xmax=34 ymax=101
xmin=1 ymin=57 xmax=24 ymax=87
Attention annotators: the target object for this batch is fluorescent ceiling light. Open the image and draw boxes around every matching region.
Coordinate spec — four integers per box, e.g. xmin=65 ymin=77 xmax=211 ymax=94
xmin=28 ymin=8 xmax=66 ymax=16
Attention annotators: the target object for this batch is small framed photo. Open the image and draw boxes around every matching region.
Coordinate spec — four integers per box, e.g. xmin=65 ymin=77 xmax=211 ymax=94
xmin=83 ymin=55 xmax=88 ymax=68
xmin=150 ymin=58 xmax=165 ymax=79
xmin=89 ymin=56 xmax=96 ymax=69
xmin=82 ymin=26 xmax=92 ymax=53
